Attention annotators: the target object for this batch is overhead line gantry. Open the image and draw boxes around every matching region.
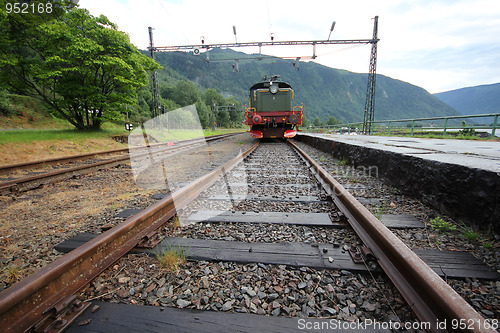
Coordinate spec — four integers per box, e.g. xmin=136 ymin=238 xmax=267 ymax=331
xmin=148 ymin=16 xmax=379 ymax=134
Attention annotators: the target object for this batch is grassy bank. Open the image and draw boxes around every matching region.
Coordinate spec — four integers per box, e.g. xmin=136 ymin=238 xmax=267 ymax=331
xmin=0 ymin=128 xmax=126 ymax=144
xmin=0 ymin=127 xmax=246 ymax=144
xmin=0 ymin=126 xmax=246 ymax=165
xmin=0 ymin=93 xmax=246 ymax=164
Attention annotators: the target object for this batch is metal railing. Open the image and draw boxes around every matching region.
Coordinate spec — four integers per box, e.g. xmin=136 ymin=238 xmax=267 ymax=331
xmin=304 ymin=113 xmax=500 ymax=138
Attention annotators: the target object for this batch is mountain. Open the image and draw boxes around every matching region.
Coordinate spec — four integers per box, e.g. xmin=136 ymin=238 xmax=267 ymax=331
xmin=434 ymin=83 xmax=500 ymax=116
xmin=151 ymin=48 xmax=460 ymax=123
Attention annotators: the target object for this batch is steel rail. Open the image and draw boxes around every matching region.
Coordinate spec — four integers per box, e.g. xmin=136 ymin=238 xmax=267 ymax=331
xmin=0 ymin=133 xmax=236 ymax=174
xmin=0 ymin=134 xmax=237 ymax=193
xmin=0 ymin=147 xmax=130 ymax=174
xmin=289 ymin=140 xmax=493 ymax=333
xmin=0 ymin=141 xmax=259 ymax=332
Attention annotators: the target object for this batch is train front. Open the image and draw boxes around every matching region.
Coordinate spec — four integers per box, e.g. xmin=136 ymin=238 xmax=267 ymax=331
xmin=245 ymin=77 xmax=303 ymax=139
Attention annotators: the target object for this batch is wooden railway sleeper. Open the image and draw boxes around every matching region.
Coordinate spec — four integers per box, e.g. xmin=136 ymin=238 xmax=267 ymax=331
xmin=32 ymin=295 xmax=90 ymax=333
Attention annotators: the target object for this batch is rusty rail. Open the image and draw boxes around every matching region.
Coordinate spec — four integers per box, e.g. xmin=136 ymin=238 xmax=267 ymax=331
xmin=0 ymin=141 xmax=258 ymax=332
xmin=0 ymin=133 xmax=235 ymax=174
xmin=0 ymin=133 xmax=237 ymax=193
xmin=289 ymin=140 xmax=493 ymax=333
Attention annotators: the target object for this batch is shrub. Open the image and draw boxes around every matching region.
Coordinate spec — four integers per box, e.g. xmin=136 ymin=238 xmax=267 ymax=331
xmin=430 ymin=217 xmax=456 ymax=232
xmin=0 ymin=90 xmax=17 ymax=116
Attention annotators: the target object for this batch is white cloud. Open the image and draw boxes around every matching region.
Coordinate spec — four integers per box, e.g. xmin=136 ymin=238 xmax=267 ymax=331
xmin=79 ymin=0 xmax=500 ymax=93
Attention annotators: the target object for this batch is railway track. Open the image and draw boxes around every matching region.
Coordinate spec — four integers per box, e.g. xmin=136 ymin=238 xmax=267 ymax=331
xmin=0 ymin=133 xmax=235 ymax=194
xmin=0 ymin=139 xmax=496 ymax=332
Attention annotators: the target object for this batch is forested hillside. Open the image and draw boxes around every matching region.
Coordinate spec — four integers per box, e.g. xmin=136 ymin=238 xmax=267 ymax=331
xmin=434 ymin=82 xmax=500 ymax=116
xmin=151 ymin=48 xmax=461 ymax=124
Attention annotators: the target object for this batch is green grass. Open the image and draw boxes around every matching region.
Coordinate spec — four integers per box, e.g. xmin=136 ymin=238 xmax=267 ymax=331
xmin=0 ymin=126 xmax=245 ymax=144
xmin=373 ymin=205 xmax=385 ymax=220
xmin=203 ymin=128 xmax=246 ymax=136
xmin=463 ymin=230 xmax=479 ymax=242
xmin=157 ymin=246 xmax=187 ymax=273
xmin=411 ymin=133 xmax=486 ymax=140
xmin=137 ymin=128 xmax=245 ymax=143
xmin=430 ymin=217 xmax=457 ymax=232
xmin=0 ymin=126 xmax=128 ymax=144
xmin=4 ymin=264 xmax=23 ymax=285
xmin=372 ymin=129 xmax=496 ymax=141
xmin=483 ymin=242 xmax=493 ymax=249
xmin=337 ymin=158 xmax=349 ymax=166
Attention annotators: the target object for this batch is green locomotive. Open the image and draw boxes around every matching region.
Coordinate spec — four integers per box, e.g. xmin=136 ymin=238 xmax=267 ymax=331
xmin=245 ymin=75 xmax=303 ymax=138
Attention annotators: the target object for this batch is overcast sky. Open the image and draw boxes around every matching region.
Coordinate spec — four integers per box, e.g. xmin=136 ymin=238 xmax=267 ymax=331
xmin=79 ymin=0 xmax=500 ymax=94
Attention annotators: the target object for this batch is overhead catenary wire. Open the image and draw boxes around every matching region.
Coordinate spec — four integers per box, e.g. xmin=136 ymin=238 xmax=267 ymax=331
xmin=154 ymin=0 xmax=191 ymax=44
xmin=267 ymin=0 xmax=274 ymax=40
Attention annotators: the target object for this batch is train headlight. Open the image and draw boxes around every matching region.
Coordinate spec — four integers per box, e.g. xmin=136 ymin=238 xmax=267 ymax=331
xmin=269 ymin=84 xmax=279 ymax=94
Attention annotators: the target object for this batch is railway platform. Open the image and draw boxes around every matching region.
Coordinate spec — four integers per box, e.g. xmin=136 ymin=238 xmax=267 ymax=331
xmin=301 ymin=133 xmax=500 ymax=172
xmin=296 ymin=133 xmax=500 ymax=231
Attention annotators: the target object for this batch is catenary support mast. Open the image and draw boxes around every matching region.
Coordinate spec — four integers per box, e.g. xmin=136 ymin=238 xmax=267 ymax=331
xmin=362 ymin=16 xmax=379 ymax=134
xmin=149 ymin=27 xmax=161 ymax=120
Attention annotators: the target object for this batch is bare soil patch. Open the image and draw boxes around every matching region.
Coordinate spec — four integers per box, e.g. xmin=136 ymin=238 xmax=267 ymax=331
xmin=0 ymin=139 xmax=126 ymax=166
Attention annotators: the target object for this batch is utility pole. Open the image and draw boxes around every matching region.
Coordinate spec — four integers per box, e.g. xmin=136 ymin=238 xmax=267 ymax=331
xmin=211 ymin=101 xmax=216 ymax=131
xmin=362 ymin=16 xmax=379 ymax=135
xmin=148 ymin=27 xmax=161 ymax=122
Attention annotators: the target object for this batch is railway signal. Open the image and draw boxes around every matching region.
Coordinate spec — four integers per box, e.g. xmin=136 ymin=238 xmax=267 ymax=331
xmin=125 ymin=123 xmax=133 ymax=133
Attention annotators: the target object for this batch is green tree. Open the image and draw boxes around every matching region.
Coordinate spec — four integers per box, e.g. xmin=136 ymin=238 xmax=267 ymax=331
xmin=204 ymin=89 xmax=225 ymax=107
xmin=225 ymin=96 xmax=243 ymax=126
xmin=0 ymin=3 xmax=160 ymax=129
xmin=195 ymin=100 xmax=210 ymax=129
xmin=159 ymin=83 xmax=175 ymax=101
xmin=327 ymin=116 xmax=339 ymax=126
xmin=136 ymin=86 xmax=153 ymax=117
xmin=172 ymin=81 xmax=201 ymax=106
xmin=0 ymin=89 xmax=16 ymax=116
xmin=313 ymin=117 xmax=322 ymax=126
xmin=163 ymin=99 xmax=181 ymax=112
xmin=216 ymin=109 xmax=230 ymax=128
xmin=302 ymin=115 xmax=311 ymax=128
xmin=205 ymin=89 xmax=228 ymax=127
